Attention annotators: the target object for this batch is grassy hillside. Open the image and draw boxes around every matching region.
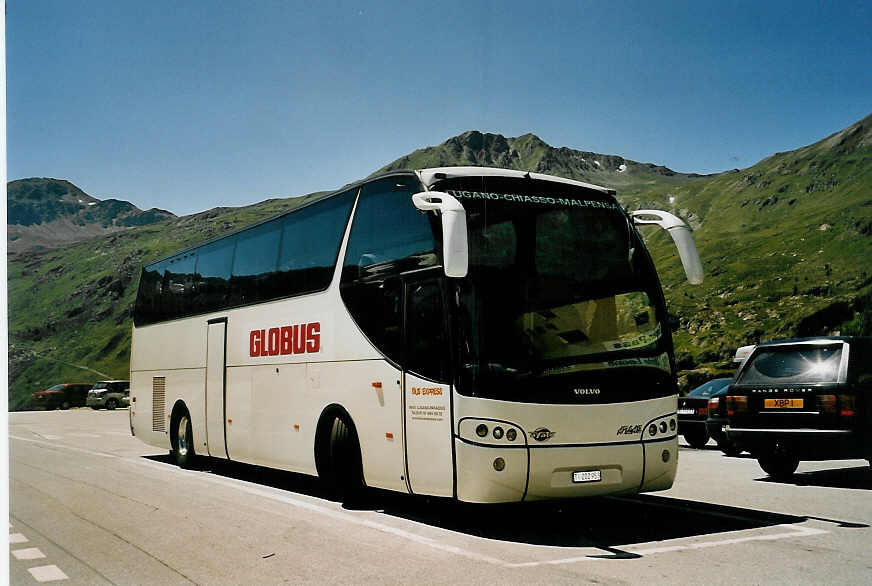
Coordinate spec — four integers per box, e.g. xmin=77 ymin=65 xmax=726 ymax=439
xmin=623 ymin=114 xmax=872 ymax=384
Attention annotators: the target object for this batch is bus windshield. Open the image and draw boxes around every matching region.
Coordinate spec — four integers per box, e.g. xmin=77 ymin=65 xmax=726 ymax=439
xmin=436 ymin=177 xmax=672 ymax=404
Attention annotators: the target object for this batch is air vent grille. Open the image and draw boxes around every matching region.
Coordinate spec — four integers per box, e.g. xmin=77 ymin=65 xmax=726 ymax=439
xmin=152 ymin=377 xmax=166 ymax=432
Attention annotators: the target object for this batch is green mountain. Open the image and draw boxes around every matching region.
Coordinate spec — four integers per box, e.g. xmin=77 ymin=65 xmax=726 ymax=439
xmin=7 ymin=178 xmax=176 ymax=253
xmin=7 ymin=115 xmax=872 ymax=408
xmin=374 ymin=130 xmax=706 ymax=191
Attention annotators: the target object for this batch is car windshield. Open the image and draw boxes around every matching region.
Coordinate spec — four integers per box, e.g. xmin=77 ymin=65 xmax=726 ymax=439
xmin=93 ymin=382 xmax=109 ymax=389
xmin=46 ymin=384 xmax=65 ymax=392
xmin=434 ymin=176 xmax=672 ymax=404
xmin=688 ymin=378 xmax=731 ymax=398
xmin=738 ymin=345 xmax=843 ymax=385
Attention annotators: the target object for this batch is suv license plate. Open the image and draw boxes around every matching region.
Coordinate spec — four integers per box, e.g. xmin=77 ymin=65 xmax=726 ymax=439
xmin=764 ymin=398 xmax=804 ymax=409
xmin=572 ymin=470 xmax=602 ymax=483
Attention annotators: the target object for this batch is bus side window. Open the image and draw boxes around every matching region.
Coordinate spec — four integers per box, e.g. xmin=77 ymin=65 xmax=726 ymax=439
xmin=134 ymin=260 xmax=169 ymax=326
xmin=194 ymin=237 xmax=235 ymax=314
xmin=163 ymin=253 xmax=197 ymax=320
xmin=277 ymin=189 xmax=356 ymax=297
xmin=229 ymin=220 xmax=282 ymax=306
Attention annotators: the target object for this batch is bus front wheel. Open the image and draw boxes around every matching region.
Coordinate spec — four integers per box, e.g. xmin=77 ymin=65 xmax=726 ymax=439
xmin=320 ymin=414 xmax=365 ymax=502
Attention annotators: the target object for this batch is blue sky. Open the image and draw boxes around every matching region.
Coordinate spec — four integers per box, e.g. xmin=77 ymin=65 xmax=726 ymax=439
xmin=7 ymin=1 xmax=872 ymax=216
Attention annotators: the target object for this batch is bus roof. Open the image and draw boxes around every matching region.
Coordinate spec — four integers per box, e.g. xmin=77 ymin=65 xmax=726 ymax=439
xmin=416 ymin=166 xmax=617 ymax=195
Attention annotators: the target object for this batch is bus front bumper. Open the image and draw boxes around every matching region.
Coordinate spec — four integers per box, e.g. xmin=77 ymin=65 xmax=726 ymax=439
xmin=454 ymin=436 xmax=677 ymax=503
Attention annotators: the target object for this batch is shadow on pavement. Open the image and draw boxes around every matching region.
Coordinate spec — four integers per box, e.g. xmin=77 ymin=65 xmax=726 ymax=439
xmin=144 ymin=452 xmax=867 ymax=551
xmin=755 ymin=464 xmax=872 ymax=490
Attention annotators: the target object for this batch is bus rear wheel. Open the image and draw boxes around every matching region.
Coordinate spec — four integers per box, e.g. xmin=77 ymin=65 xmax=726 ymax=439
xmin=321 ymin=414 xmax=365 ymax=502
xmin=171 ymin=409 xmax=197 ymax=469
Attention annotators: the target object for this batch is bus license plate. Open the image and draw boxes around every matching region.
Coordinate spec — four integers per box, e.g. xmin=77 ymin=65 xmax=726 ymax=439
xmin=764 ymin=398 xmax=803 ymax=409
xmin=573 ymin=470 xmax=602 ymax=483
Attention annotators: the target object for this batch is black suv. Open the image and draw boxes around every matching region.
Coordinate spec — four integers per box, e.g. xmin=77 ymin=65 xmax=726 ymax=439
xmin=719 ymin=337 xmax=872 ymax=480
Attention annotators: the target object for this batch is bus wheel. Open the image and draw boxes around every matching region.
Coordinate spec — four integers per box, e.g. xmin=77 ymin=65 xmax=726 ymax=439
xmin=171 ymin=409 xmax=197 ymax=469
xmin=757 ymin=446 xmax=798 ymax=481
xmin=325 ymin=415 xmax=365 ymax=502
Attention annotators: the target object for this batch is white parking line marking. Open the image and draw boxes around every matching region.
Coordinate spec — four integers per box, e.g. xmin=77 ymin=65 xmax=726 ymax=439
xmin=10 ymin=436 xmax=115 ymax=458
xmin=9 ymin=533 xmax=29 ymax=544
xmin=41 ymin=435 xmax=63 ymax=440
xmin=505 ymin=524 xmax=830 ymax=567
xmin=12 ymin=547 xmax=46 ymax=560
xmin=28 ymin=564 xmax=69 ymax=582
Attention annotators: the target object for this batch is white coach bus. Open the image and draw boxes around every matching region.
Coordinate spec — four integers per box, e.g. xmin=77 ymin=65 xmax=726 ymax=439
xmin=130 ymin=167 xmax=703 ymax=503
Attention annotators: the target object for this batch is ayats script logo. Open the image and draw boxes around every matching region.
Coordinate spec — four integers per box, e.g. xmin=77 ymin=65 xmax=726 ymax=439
xmin=530 ymin=427 xmax=556 ymax=441
xmin=616 ymin=424 xmax=643 ymax=436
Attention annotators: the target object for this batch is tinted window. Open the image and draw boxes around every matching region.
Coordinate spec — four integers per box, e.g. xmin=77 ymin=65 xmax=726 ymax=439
xmin=340 ymin=176 xmax=434 ymax=364
xmin=229 ymin=220 xmax=282 ymax=305
xmin=405 ymin=280 xmax=449 ymax=381
xmin=848 ymin=340 xmax=872 ymax=386
xmin=193 ymin=237 xmax=235 ymax=313
xmin=342 ymin=177 xmax=436 ymax=280
xmin=135 ymin=190 xmax=356 ymax=326
xmin=275 ymin=189 xmax=357 ymax=297
xmin=738 ymin=345 xmax=843 ymax=385
xmin=134 ymin=260 xmax=170 ymax=325
xmin=688 ymin=378 xmax=731 ymax=398
xmin=163 ymin=252 xmax=197 ymax=319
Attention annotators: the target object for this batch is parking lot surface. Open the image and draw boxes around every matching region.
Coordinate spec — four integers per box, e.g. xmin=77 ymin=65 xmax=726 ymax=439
xmin=9 ymin=409 xmax=872 ymax=584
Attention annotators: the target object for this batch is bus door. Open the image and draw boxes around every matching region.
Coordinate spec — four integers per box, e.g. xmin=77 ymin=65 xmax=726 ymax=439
xmin=403 ymin=276 xmax=454 ymax=497
xmin=206 ymin=317 xmax=229 ymax=459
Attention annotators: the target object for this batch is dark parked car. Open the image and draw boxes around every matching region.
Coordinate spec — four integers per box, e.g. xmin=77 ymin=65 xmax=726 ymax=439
xmin=678 ymin=378 xmax=731 ymax=448
xmin=705 ymin=391 xmax=744 ymax=456
xmin=720 ymin=337 xmax=872 ymax=480
xmin=86 ymin=380 xmax=130 ymax=410
xmin=31 ymin=383 xmax=93 ymax=410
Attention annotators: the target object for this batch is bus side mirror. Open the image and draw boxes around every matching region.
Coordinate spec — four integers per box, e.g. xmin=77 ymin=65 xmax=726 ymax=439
xmin=631 ymin=209 xmax=704 ymax=285
xmin=412 ymin=191 xmax=469 ymax=278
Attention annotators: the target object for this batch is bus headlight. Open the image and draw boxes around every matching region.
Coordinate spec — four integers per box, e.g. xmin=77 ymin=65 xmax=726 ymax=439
xmin=476 ymin=424 xmax=489 ymax=438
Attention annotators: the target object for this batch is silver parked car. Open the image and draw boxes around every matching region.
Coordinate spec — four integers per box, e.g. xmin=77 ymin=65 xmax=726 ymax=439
xmin=86 ymin=380 xmax=130 ymax=410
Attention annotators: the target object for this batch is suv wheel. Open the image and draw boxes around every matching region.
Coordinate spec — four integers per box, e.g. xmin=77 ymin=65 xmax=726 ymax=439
xmin=106 ymin=398 xmax=118 ymax=410
xmin=758 ymin=445 xmax=799 ymax=481
xmin=683 ymin=430 xmax=709 ymax=449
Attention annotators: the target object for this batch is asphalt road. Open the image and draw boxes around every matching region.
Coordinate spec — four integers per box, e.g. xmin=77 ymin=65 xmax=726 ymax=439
xmin=9 ymin=409 xmax=872 ymax=585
